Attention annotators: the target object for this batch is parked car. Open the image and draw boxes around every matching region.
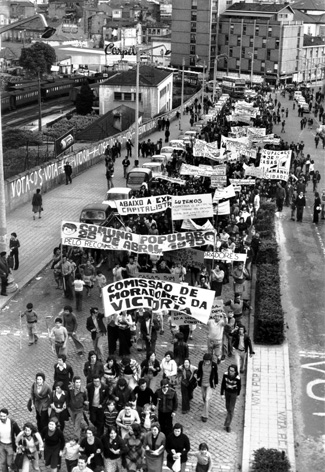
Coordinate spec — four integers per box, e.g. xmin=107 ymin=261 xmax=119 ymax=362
xmin=79 ymin=203 xmax=113 ymax=226
xmin=142 ymin=162 xmax=164 ymax=176
xmin=126 ymin=167 xmax=153 ymax=191
xmin=102 ymin=187 xmax=133 ymax=210
xmin=151 ymin=154 xmax=168 ymax=168
xmin=160 ymin=146 xmax=175 ymax=161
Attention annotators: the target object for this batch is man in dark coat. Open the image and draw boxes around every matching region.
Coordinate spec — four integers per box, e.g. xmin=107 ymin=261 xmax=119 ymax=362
xmin=86 ymin=376 xmax=109 ymax=436
xmin=64 ymin=161 xmax=73 ymax=185
xmin=0 ymin=252 xmax=10 ymax=296
xmin=140 ymin=311 xmax=160 ymax=356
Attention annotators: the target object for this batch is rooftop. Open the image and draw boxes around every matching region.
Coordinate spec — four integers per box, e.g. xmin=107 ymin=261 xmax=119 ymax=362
xmin=101 ymin=65 xmax=172 ymax=87
xmin=292 ymin=0 xmax=325 ymax=12
xmin=303 ymin=34 xmax=325 ymax=46
xmin=226 ymin=2 xmax=294 ymax=13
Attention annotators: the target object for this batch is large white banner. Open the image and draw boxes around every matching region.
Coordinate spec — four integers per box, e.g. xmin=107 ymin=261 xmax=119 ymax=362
xmin=180 ymin=163 xmax=217 ymax=177
xmin=102 ymin=278 xmax=215 ymax=324
xmin=213 ymin=184 xmax=236 ymax=202
xmin=229 ymin=178 xmax=256 ymax=186
xmin=213 ymin=200 xmax=230 ymax=215
xmin=155 ymin=175 xmax=186 ymax=185
xmin=115 ymin=195 xmax=172 ymax=215
xmin=61 ymin=221 xmax=218 ymax=255
xmin=243 ymin=164 xmax=265 ymax=178
xmin=172 ymin=194 xmax=213 ymax=221
xmin=260 ymin=149 xmax=292 ymax=181
xmin=181 ymin=219 xmax=215 ymax=231
xmin=193 ymin=140 xmax=222 ymax=161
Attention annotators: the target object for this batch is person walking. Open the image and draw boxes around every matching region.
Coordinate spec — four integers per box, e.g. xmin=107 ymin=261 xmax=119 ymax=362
xmin=72 ymin=274 xmax=85 ymax=312
xmin=281 ymin=120 xmax=285 ymax=133
xmin=15 ymin=422 xmax=44 ymax=472
xmin=50 ymin=317 xmax=69 ymax=357
xmin=68 ymin=376 xmax=88 ymax=440
xmin=86 ymin=307 xmax=107 ymax=362
xmin=0 ymin=251 xmax=10 ymax=296
xmin=295 ymin=192 xmax=306 ymax=222
xmin=230 ymin=325 xmax=255 ymax=374
xmin=86 ymin=377 xmax=110 ymax=437
xmin=61 ymin=305 xmax=85 ymax=356
xmin=122 ymin=156 xmax=130 ymax=179
xmin=41 ymin=418 xmax=65 ymax=472
xmin=220 ymin=364 xmax=241 ymax=433
xmin=64 ymin=162 xmax=73 ymax=185
xmin=32 ymin=189 xmax=43 ymax=220
xmin=155 ymin=379 xmax=178 ymax=438
xmin=21 ymin=302 xmax=39 ymax=345
xmin=126 ymin=139 xmax=133 ymax=158
xmin=83 ymin=351 xmax=104 ymax=385
xmin=196 ymin=353 xmax=218 ymax=423
xmin=101 ymin=426 xmax=126 ymax=472
xmin=143 ymin=423 xmax=166 ymax=472
xmin=53 ymin=354 xmax=74 ymax=392
xmin=165 ymin=423 xmax=190 ymax=472
xmin=9 ymin=232 xmax=20 ymax=270
xmin=313 ymin=192 xmax=321 ymax=224
xmin=0 ymin=408 xmax=21 ymax=472
xmin=29 ymin=373 xmax=52 ymax=433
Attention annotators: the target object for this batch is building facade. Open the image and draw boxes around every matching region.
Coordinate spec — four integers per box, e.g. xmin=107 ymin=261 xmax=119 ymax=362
xmin=217 ymin=3 xmax=304 ymax=84
xmin=99 ymin=66 xmax=173 ymax=119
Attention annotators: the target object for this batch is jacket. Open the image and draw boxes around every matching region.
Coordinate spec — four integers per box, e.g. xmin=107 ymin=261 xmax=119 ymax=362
xmin=140 ymin=318 xmax=160 ymax=343
xmin=0 ymin=419 xmax=21 ymax=452
xmin=230 ymin=331 xmax=255 ymax=354
xmin=118 ymin=359 xmax=141 ymax=381
xmin=196 ymin=360 xmax=218 ymax=388
xmin=68 ymin=387 xmax=88 ymax=412
xmin=86 ymin=314 xmax=107 ymax=339
xmin=86 ymin=383 xmax=110 ymax=409
xmin=101 ymin=434 xmax=126 ymax=459
xmin=155 ymin=387 xmax=178 ymax=413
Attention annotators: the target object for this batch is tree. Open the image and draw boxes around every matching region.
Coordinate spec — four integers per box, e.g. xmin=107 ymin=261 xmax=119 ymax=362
xmin=75 ymin=82 xmax=94 ymax=115
xmin=19 ymin=42 xmax=56 ymax=75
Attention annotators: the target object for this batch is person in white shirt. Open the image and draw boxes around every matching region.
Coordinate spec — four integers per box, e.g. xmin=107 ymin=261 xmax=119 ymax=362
xmin=160 ymin=351 xmax=178 ymax=386
xmin=15 ymin=422 xmax=44 ymax=472
xmin=0 ymin=408 xmax=21 ymax=472
xmin=72 ymin=275 xmax=85 ymax=312
xmin=116 ymin=403 xmax=140 ymax=439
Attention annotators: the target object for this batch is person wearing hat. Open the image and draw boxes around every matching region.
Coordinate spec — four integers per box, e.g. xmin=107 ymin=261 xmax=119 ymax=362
xmin=196 ymin=354 xmax=218 ymax=422
xmin=0 ymin=252 xmax=10 ymax=296
xmin=155 ymin=379 xmax=178 ymax=438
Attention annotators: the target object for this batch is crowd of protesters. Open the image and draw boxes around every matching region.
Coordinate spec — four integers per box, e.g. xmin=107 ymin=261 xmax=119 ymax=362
xmin=1 ymin=82 xmax=323 ymax=472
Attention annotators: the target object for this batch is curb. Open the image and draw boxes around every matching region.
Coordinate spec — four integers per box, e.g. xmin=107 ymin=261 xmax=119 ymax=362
xmin=241 ymin=264 xmax=256 ymax=472
xmin=283 ymin=341 xmax=296 ymax=471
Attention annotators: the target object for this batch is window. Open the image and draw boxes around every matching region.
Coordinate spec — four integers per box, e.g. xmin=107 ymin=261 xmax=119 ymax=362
xmin=243 ymin=25 xmax=247 ymax=35
xmin=242 ymin=47 xmax=245 ymax=57
xmin=114 ymin=92 xmax=122 ymax=101
xmin=255 ymin=25 xmax=259 ymax=35
xmin=275 ymin=39 xmax=279 ymax=49
xmin=190 ymin=56 xmax=195 ymax=66
xmin=262 ymin=38 xmax=266 ymax=48
xmin=267 ymin=49 xmax=271 ymax=60
xmin=249 ymin=37 xmax=254 ymax=47
xmin=191 ymin=0 xmax=197 ymax=9
xmin=211 ymin=34 xmax=216 ymax=43
xmin=274 ymin=63 xmax=278 ymax=71
xmin=190 ymin=45 xmax=196 ymax=55
xmin=211 ymin=46 xmax=216 ymax=55
xmin=225 ymin=34 xmax=229 ymax=44
xmin=190 ymin=34 xmax=196 ymax=43
xmin=236 ymin=59 xmax=240 ymax=68
xmin=191 ymin=22 xmax=196 ymax=32
xmin=268 ymin=27 xmax=272 ymax=37
xmin=229 ymin=47 xmax=233 ymax=57
xmin=191 ymin=11 xmax=197 ymax=21
xmin=261 ymin=61 xmax=265 ymax=71
xmin=230 ymin=24 xmax=234 ymax=34
xmin=237 ymin=37 xmax=241 ymax=46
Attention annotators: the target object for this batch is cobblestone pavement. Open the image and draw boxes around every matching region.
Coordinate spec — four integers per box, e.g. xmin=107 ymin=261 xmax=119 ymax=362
xmin=0 ymin=112 xmax=248 ymax=471
xmin=0 ymin=264 xmax=247 ymax=472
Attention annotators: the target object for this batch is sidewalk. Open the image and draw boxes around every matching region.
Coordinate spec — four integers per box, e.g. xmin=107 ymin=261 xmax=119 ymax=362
xmin=0 ymin=114 xmax=192 ymax=311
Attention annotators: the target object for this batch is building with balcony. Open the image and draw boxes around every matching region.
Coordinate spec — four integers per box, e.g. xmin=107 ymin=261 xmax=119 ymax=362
xmin=295 ymin=34 xmax=325 ymax=83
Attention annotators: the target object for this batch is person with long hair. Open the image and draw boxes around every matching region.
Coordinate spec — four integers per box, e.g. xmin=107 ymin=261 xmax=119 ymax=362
xmin=50 ymin=382 xmax=69 ymax=432
xmin=83 ymin=351 xmax=104 ymax=385
xmin=79 ymin=427 xmax=103 ymax=471
xmin=29 ymin=373 xmax=52 ymax=433
xmin=143 ymin=422 xmax=166 ymax=472
xmin=41 ymin=418 xmax=65 ymax=472
xmin=165 ymin=423 xmax=190 ymax=472
xmin=220 ymin=364 xmax=241 ymax=433
xmin=140 ymin=351 xmax=161 ymax=392
xmin=103 ymin=356 xmax=120 ymax=395
xmin=101 ymin=426 xmax=126 ymax=472
xmin=15 ymin=422 xmax=44 ymax=472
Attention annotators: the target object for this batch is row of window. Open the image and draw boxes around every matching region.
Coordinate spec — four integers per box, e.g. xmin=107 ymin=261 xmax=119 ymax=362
xmin=45 ymin=84 xmax=71 ymax=93
xmin=114 ymin=92 xmax=142 ymax=101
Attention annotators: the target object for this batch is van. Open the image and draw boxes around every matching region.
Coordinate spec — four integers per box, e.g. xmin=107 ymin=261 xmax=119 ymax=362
xmin=294 ymin=91 xmax=303 ymax=101
xmin=79 ymin=203 xmax=113 ymax=226
xmin=102 ymin=187 xmax=133 ymax=210
xmin=126 ymin=167 xmax=153 ymax=191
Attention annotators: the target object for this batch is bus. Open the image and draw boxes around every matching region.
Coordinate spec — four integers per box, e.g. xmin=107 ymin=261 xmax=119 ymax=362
xmin=221 ymin=76 xmax=246 ymax=98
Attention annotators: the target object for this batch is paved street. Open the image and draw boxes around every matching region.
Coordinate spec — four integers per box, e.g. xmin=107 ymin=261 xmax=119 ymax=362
xmin=271 ymin=89 xmax=325 ymax=471
xmin=0 ymin=112 xmax=246 ymax=471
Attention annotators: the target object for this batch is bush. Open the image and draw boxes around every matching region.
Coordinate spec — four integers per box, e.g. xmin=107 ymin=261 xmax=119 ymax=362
xmin=3 ymin=128 xmax=43 ymax=151
xmin=252 ymin=448 xmax=291 ymax=471
xmin=43 ymin=115 xmax=98 ymax=140
xmin=256 ymin=238 xmax=279 ymax=265
xmin=255 ymin=264 xmax=284 ymax=344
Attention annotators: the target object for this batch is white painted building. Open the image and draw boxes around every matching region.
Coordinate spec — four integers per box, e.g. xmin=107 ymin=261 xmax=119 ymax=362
xmin=99 ymin=65 xmax=173 ymax=119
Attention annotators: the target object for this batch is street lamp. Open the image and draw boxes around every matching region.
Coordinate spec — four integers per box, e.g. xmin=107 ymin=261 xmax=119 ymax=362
xmin=134 ymin=44 xmax=170 ymax=163
xmin=0 ymin=16 xmax=56 ymax=252
xmin=247 ymin=51 xmax=254 ymax=88
xmin=213 ymin=53 xmax=228 ymax=102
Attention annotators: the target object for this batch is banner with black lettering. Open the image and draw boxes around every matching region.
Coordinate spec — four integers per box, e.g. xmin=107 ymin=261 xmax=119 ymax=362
xmin=171 ymin=194 xmax=213 ymax=220
xmin=259 ymin=149 xmax=292 ymax=181
xmin=135 ymin=272 xmax=179 ymax=283
xmin=115 ymin=195 xmax=172 ymax=215
xmin=61 ymin=221 xmax=217 ymax=255
xmin=204 ymin=250 xmax=247 ymax=263
xmin=102 ymin=278 xmax=215 ymax=323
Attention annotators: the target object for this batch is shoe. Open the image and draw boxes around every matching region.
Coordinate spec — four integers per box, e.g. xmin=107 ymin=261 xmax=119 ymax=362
xmin=189 ymin=334 xmax=193 ymax=340
xmin=226 ymin=426 xmax=231 ymax=433
xmin=240 ymin=369 xmax=244 ymax=374
xmin=1 ymin=293 xmax=8 ymax=296
xmin=34 ymin=337 xmax=38 ymax=343
xmin=33 ymin=216 xmax=35 ymax=220
xmin=39 ymin=216 xmax=41 ymax=219
xmin=28 ymin=342 xmax=34 ymax=346
xmin=201 ymin=417 xmax=207 ymax=422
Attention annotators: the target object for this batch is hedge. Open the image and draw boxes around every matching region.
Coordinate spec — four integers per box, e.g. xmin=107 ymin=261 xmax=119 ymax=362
xmin=254 ymin=201 xmax=285 ymax=344
xmin=251 ymin=448 xmax=291 ymax=471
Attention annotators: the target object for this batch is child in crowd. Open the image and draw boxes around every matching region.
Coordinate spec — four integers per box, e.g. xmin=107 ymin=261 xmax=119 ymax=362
xmin=63 ymin=437 xmax=80 ymax=472
xmin=103 ymin=400 xmax=119 ymax=434
xmin=21 ymin=302 xmax=38 ymax=346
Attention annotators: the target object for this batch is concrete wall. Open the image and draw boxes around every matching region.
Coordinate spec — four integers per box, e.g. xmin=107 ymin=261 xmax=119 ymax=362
xmin=5 ymin=91 xmax=202 ymax=213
